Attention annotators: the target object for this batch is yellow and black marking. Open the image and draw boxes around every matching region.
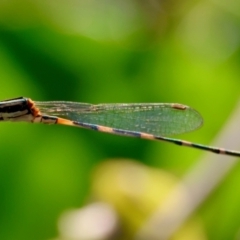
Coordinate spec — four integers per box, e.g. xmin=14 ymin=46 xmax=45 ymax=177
xmin=56 ymin=119 xmax=240 ymax=157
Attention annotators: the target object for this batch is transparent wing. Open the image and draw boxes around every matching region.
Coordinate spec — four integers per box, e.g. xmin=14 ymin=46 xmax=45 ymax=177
xmin=35 ymin=101 xmax=203 ymax=136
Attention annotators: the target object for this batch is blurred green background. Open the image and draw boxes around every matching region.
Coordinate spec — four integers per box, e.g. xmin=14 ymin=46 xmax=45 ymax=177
xmin=1 ymin=0 xmax=240 ymax=239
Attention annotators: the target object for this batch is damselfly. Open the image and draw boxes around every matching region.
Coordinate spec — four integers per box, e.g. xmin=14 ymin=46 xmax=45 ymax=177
xmin=0 ymin=97 xmax=239 ymax=157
